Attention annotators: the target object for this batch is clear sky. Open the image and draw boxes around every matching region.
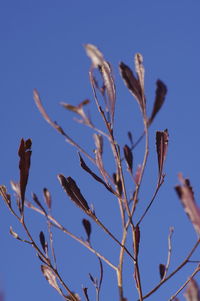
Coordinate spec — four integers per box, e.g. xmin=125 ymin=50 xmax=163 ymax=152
xmin=1 ymin=1 xmax=200 ymax=300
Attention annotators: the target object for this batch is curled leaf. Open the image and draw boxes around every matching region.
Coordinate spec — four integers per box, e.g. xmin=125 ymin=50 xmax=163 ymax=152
xmin=82 ymin=219 xmax=91 ymax=242
xmin=119 ymin=60 xmax=145 ymax=114
xmin=175 ymin=174 xmax=200 ymax=235
xmin=18 ymin=138 xmax=32 ymax=213
xmin=156 ymin=129 xmax=169 ymax=181
xmin=149 ymin=80 xmax=167 ymax=125
xmin=85 ymin=44 xmax=116 ymax=125
xmin=41 ymin=265 xmax=62 ymax=296
xmin=123 ymin=144 xmax=133 ymax=173
xmin=32 ymin=192 xmax=47 ymax=215
xmin=58 ymin=175 xmax=90 ymax=213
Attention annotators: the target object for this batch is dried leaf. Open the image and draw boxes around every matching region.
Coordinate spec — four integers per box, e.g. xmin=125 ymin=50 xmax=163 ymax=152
xmin=134 ymin=165 xmax=142 ymax=186
xmin=32 ymin=192 xmax=47 ymax=215
xmin=89 ymin=273 xmax=96 ymax=285
xmin=149 ymin=80 xmax=167 ymax=124
xmin=18 ymin=138 xmax=32 ymax=213
xmin=159 ymin=264 xmax=166 ymax=280
xmin=10 ymin=181 xmax=21 ymax=198
xmin=58 ymin=175 xmax=90 ymax=212
xmin=184 ymin=278 xmax=200 ymax=301
xmin=93 ymin=134 xmax=103 ymax=155
xmin=119 ymin=62 xmax=144 ymax=113
xmin=156 ymin=129 xmax=169 ymax=181
xmin=79 ymin=154 xmax=113 ymax=194
xmin=135 ymin=53 xmax=145 ymax=110
xmin=128 ymin=131 xmax=133 ymax=147
xmin=133 ymin=225 xmax=140 ymax=258
xmin=43 ymin=188 xmax=52 ymax=210
xmin=41 ymin=265 xmax=62 ymax=295
xmin=175 ymin=174 xmax=200 ymax=235
xmin=61 ymin=99 xmax=92 ymax=127
xmin=82 ymin=287 xmax=90 ymax=301
xmin=85 ymin=44 xmax=116 ymax=125
xmin=113 ymin=173 xmax=122 ymax=196
xmin=123 ymin=144 xmax=133 ymax=173
xmin=39 ymin=231 xmax=46 ymax=253
xmin=10 ymin=226 xmax=20 ymax=240
xmin=82 ymin=219 xmax=91 ymax=242
xmin=10 ymin=226 xmax=31 ymax=244
xmin=0 ymin=185 xmax=11 ymax=208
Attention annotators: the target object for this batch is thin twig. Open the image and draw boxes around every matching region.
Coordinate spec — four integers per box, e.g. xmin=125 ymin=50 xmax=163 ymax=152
xmin=143 ymin=238 xmax=200 ymax=299
xmin=168 ymin=264 xmax=200 ymax=301
xmin=164 ymin=227 xmax=174 ymax=279
xmin=26 ymin=202 xmax=118 ymax=271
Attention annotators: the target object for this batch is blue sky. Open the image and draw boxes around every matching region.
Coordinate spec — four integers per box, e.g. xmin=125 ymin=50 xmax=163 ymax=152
xmin=1 ymin=1 xmax=200 ymax=300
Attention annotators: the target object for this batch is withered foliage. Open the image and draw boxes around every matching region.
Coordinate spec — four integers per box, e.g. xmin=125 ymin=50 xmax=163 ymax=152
xmin=1 ymin=44 xmax=200 ymax=301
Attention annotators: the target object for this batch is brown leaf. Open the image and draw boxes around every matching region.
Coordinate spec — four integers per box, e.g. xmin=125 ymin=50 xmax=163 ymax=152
xmin=61 ymin=99 xmax=92 ymax=127
xmin=156 ymin=129 xmax=169 ymax=181
xmin=79 ymin=153 xmax=113 ymax=194
xmin=82 ymin=219 xmax=91 ymax=242
xmin=149 ymin=80 xmax=167 ymax=125
xmin=123 ymin=144 xmax=133 ymax=173
xmin=119 ymin=62 xmax=144 ymax=113
xmin=159 ymin=264 xmax=166 ymax=280
xmin=43 ymin=188 xmax=52 ymax=210
xmin=58 ymin=175 xmax=90 ymax=212
xmin=184 ymin=278 xmax=200 ymax=301
xmin=175 ymin=174 xmax=200 ymax=235
xmin=85 ymin=44 xmax=116 ymax=125
xmin=41 ymin=265 xmax=62 ymax=296
xmin=18 ymin=138 xmax=32 ymax=213
xmin=133 ymin=225 xmax=140 ymax=258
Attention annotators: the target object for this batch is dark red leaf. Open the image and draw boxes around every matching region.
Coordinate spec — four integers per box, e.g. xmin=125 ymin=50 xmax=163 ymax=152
xmin=133 ymin=225 xmax=140 ymax=258
xmin=18 ymin=138 xmax=32 ymax=214
xmin=119 ymin=62 xmax=144 ymax=113
xmin=156 ymin=130 xmax=169 ymax=181
xmin=82 ymin=219 xmax=92 ymax=242
xmin=39 ymin=231 xmax=46 ymax=253
xmin=159 ymin=264 xmax=166 ymax=280
xmin=175 ymin=174 xmax=200 ymax=235
xmin=149 ymin=80 xmax=167 ymax=124
xmin=58 ymin=174 xmax=90 ymax=212
xmin=32 ymin=192 xmax=47 ymax=215
xmin=79 ymin=153 xmax=113 ymax=194
xmin=123 ymin=144 xmax=133 ymax=173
